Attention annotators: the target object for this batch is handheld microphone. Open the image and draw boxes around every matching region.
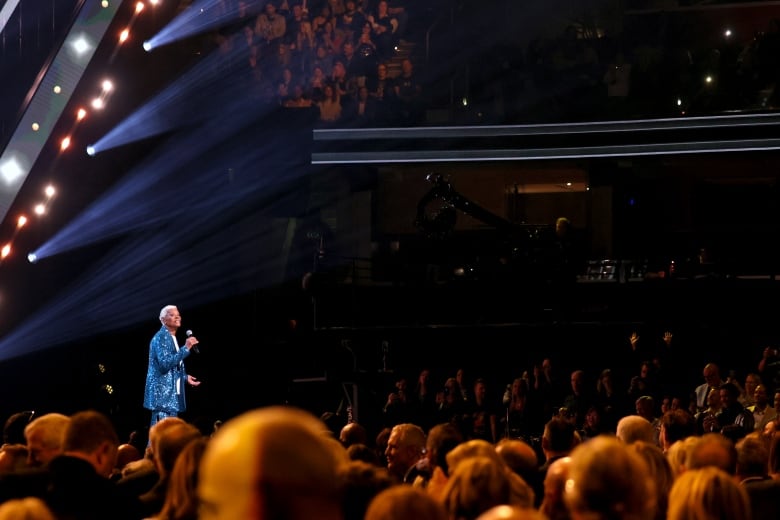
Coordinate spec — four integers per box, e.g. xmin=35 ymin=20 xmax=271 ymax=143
xmin=186 ymin=329 xmax=199 ymax=354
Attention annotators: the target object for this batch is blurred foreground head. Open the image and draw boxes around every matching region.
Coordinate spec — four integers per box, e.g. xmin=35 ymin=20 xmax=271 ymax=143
xmin=198 ymin=405 xmax=348 ymax=520
xmin=564 ymin=435 xmax=656 ymax=520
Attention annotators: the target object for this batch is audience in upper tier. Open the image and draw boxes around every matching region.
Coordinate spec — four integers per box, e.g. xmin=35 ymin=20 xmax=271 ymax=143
xmin=204 ymin=0 xmax=780 ymax=128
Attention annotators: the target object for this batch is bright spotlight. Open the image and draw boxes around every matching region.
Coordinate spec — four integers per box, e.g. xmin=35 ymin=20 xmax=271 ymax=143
xmin=77 ymin=108 xmax=87 ymax=120
xmin=2 ymin=244 xmax=10 ymax=259
xmin=0 ymin=158 xmax=25 ymax=184
xmin=102 ymin=79 xmax=113 ymax=92
xmin=34 ymin=203 xmax=46 ymax=215
xmin=45 ymin=185 xmax=56 ymax=198
xmin=71 ymin=36 xmax=91 ymax=55
xmin=17 ymin=215 xmax=27 ymax=227
xmin=86 ymin=145 xmax=96 ymax=156
xmin=60 ymin=137 xmax=72 ymax=151
xmin=143 ymin=40 xmax=152 ymax=52
xmin=27 ymin=252 xmax=37 ymax=264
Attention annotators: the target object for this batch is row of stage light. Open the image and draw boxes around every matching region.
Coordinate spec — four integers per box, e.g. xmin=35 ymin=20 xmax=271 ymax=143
xmin=0 ymin=0 xmax=165 ymax=266
xmin=3 ymin=0 xmax=251 ymax=266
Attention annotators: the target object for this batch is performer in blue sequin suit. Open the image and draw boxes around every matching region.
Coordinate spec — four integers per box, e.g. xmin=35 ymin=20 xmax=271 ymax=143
xmin=143 ymin=305 xmax=200 ymax=430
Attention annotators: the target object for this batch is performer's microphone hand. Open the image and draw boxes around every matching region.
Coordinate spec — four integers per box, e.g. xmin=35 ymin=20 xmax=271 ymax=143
xmin=186 ymin=329 xmax=200 ymax=354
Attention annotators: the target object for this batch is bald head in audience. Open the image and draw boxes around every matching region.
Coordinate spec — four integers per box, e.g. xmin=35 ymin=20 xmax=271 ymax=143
xmin=616 ymin=415 xmax=655 ymax=445
xmin=197 ymin=405 xmax=348 ymax=520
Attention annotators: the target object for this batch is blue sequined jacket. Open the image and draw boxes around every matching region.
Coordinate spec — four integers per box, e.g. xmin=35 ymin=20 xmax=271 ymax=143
xmin=143 ymin=325 xmax=191 ymax=413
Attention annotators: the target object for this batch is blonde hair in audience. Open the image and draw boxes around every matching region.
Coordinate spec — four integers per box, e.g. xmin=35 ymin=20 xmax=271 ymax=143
xmin=446 ymin=439 xmax=505 ymax=474
xmin=667 ymin=466 xmax=751 ymax=520
xmin=476 ymin=504 xmax=550 ymax=520
xmin=365 ymin=484 xmax=447 ymax=520
xmin=0 ymin=497 xmax=55 ymax=520
xmin=665 ymin=436 xmax=698 ymax=476
xmin=441 ymin=455 xmax=525 ymax=520
xmin=157 ymin=436 xmax=208 ymax=520
xmin=564 ymin=435 xmax=656 ymax=520
xmin=629 ymin=441 xmax=675 ymax=520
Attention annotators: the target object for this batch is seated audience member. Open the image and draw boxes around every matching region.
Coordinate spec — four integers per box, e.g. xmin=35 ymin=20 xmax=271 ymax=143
xmin=412 ymin=422 xmax=463 ymax=497
xmin=495 ymin=437 xmax=539 ymax=491
xmin=658 ymin=409 xmax=697 ymax=453
xmin=138 ymin=421 xmax=204 ymax=518
xmin=696 ymin=387 xmax=723 ymax=435
xmin=667 ymin=466 xmax=751 ymax=520
xmin=441 ymin=456 xmax=533 ymax=519
xmin=694 ymin=363 xmax=724 ymax=413
xmin=770 ymin=428 xmax=780 ymax=479
xmin=629 ymin=441 xmax=675 ymax=520
xmin=112 ymin=443 xmax=141 ymax=481
xmin=340 ymin=421 xmax=369 ymax=448
xmin=536 ymin=416 xmax=577 ymax=507
xmin=0 ymin=496 xmax=55 ymax=520
xmin=339 ymin=459 xmax=395 ymax=520
xmin=0 ymin=443 xmax=29 ymax=473
xmin=154 ymin=436 xmax=209 ymax=520
xmin=665 ymin=435 xmax=699 ymax=476
xmin=735 ymin=433 xmax=780 ymax=520
xmin=538 ymin=456 xmax=572 ymax=520
xmin=385 ymin=422 xmax=426 ymax=483
xmin=564 ymin=435 xmax=656 ymax=520
xmin=717 ymin=381 xmax=755 ymax=442
xmin=476 ymin=504 xmax=550 ymax=520
xmin=2 ymin=410 xmax=35 ymax=445
xmin=616 ymin=414 xmax=656 ymax=445
xmin=197 ymin=405 xmax=348 ymax=520
xmin=116 ymin=416 xmax=186 ymax=497
xmin=347 ymin=443 xmax=382 ymax=465
xmin=365 ymin=482 xmax=448 ymax=520
xmin=687 ymin=432 xmax=738 ymax=474
xmin=748 ymin=384 xmax=778 ymax=432
xmin=24 ymin=413 xmax=71 ymax=468
xmin=45 ymin=410 xmax=143 ymax=519
xmin=446 ymin=438 xmax=505 ymax=476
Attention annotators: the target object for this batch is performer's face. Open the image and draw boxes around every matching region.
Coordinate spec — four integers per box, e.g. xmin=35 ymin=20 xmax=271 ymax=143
xmin=163 ymin=308 xmax=181 ymax=329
